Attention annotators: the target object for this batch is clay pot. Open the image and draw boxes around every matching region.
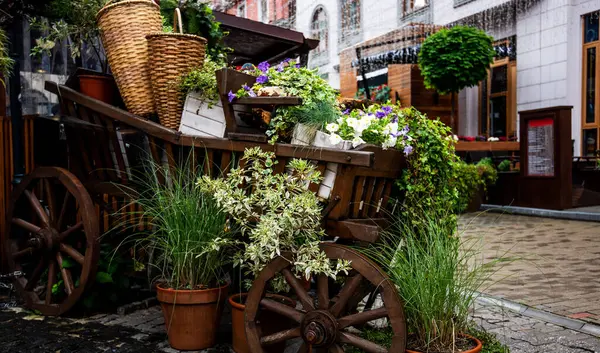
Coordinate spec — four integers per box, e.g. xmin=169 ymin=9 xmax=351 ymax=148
xmin=156 ymin=283 xmax=229 ymax=351
xmin=229 ymin=293 xmax=296 ymax=353
xmin=406 ymin=334 xmax=483 ymax=353
xmin=78 ymin=75 xmax=116 ymax=104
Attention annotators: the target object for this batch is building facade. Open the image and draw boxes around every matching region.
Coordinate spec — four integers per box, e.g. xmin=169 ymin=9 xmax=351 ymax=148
xmin=295 ymin=0 xmax=600 ymax=156
xmin=213 ymin=0 xmax=297 ymax=29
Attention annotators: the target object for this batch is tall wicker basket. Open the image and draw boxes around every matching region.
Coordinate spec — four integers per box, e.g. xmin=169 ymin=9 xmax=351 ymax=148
xmin=97 ymin=0 xmax=162 ymax=117
xmin=146 ymin=9 xmax=206 ymax=129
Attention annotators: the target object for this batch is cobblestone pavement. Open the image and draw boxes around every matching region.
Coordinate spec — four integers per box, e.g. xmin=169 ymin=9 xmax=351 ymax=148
xmin=460 ymin=212 xmax=600 ymax=325
xmin=1 ymin=301 xmax=599 ymax=352
xmin=473 ymin=302 xmax=600 ymax=353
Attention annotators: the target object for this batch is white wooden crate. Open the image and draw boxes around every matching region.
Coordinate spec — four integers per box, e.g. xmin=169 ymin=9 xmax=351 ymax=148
xmin=179 ymin=91 xmax=252 ymax=137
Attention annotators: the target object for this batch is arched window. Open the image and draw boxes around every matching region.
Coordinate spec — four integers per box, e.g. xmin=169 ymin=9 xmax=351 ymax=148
xmin=311 ymin=6 xmax=328 ymax=55
xmin=402 ymin=0 xmax=428 ymax=16
xmin=340 ymin=0 xmax=361 ymax=45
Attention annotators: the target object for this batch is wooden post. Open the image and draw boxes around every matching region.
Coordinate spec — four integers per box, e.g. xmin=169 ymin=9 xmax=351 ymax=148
xmin=519 ymin=106 xmax=573 ymax=210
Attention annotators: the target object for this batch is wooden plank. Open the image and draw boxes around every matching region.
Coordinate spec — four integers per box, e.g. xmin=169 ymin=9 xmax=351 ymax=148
xmin=360 ymin=177 xmax=376 ymax=218
xmin=351 ymin=176 xmax=366 ymax=218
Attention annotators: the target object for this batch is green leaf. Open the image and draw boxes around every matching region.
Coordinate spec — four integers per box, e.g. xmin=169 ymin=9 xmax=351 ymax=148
xmin=61 ymin=257 xmax=75 ymax=269
xmin=96 ymin=272 xmax=113 ymax=284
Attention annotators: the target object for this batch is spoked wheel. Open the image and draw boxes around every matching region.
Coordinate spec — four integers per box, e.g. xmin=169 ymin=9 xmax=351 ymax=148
xmin=245 ymin=243 xmax=407 ymax=353
xmin=2 ymin=167 xmax=99 ymax=315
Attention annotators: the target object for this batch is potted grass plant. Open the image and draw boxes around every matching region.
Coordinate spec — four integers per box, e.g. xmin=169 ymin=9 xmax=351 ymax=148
xmin=363 ymin=205 xmax=508 ymax=353
xmin=124 ymin=158 xmax=236 ymax=351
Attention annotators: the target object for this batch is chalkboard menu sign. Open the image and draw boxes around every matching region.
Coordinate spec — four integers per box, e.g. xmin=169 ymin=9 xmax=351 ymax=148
xmin=526 ymin=118 xmax=554 ymax=176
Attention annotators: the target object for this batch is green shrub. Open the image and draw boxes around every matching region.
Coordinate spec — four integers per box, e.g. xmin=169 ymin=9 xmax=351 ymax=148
xmin=498 ymin=159 xmax=511 ymax=172
xmin=451 ymin=159 xmax=497 ymax=213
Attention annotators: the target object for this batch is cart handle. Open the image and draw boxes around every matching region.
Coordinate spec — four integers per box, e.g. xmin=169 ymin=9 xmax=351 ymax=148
xmin=174 ymin=8 xmax=183 ymax=34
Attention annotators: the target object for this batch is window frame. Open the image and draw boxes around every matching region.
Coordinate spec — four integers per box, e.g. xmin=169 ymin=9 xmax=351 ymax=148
xmin=339 ymin=0 xmax=362 ymax=48
xmin=581 ymin=12 xmax=600 ymax=155
xmin=478 ymin=54 xmax=517 ymax=139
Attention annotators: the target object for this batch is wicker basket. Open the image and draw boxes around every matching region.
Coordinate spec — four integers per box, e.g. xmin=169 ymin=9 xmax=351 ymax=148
xmin=97 ymin=0 xmax=162 ymax=117
xmin=146 ymin=9 xmax=207 ymax=129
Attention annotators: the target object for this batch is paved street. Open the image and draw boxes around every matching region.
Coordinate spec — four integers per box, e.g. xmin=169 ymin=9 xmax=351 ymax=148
xmin=460 ymin=212 xmax=600 ymax=325
xmin=1 ymin=300 xmax=599 ymax=352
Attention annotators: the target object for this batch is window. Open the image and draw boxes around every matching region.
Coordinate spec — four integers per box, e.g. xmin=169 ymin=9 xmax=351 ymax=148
xmin=260 ymin=0 xmax=268 ymax=23
xmin=237 ymin=1 xmax=246 ymax=18
xmin=340 ymin=0 xmax=361 ymax=45
xmin=402 ymin=0 xmax=428 ymax=16
xmin=479 ymin=39 xmax=517 ymax=139
xmin=582 ymin=11 xmax=600 ymax=155
xmin=311 ymin=7 xmax=328 ymax=55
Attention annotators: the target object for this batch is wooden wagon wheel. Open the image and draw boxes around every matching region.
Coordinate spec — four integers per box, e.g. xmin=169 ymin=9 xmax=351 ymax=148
xmin=245 ymin=243 xmax=406 ymax=353
xmin=2 ymin=167 xmax=99 ymax=315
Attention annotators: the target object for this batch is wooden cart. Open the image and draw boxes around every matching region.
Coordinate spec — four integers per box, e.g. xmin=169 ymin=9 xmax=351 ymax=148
xmin=3 ymin=78 xmax=407 ymax=352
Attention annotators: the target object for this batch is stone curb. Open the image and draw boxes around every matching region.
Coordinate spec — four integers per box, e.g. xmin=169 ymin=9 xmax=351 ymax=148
xmin=480 ymin=204 xmax=600 ymax=222
xmin=476 ymin=292 xmax=600 ymax=337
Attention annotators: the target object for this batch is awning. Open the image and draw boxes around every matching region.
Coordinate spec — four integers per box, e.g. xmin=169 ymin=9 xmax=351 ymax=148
xmin=213 ymin=11 xmax=319 ymax=65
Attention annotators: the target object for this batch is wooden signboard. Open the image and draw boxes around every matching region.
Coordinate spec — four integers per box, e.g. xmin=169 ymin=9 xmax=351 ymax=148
xmin=519 ymin=106 xmax=572 ymax=210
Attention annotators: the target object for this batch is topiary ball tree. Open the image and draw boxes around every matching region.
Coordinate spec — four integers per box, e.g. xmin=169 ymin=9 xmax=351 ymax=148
xmin=418 ymin=25 xmax=495 ymax=131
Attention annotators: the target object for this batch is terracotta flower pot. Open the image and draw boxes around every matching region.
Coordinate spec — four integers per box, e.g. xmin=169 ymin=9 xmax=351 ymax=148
xmin=406 ymin=334 xmax=483 ymax=353
xmin=229 ymin=293 xmax=296 ymax=353
xmin=78 ymin=75 xmax=116 ymax=104
xmin=156 ymin=283 xmax=229 ymax=351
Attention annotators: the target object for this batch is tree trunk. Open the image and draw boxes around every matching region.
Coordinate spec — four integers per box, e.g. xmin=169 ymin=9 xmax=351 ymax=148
xmin=450 ymin=91 xmax=456 ymax=133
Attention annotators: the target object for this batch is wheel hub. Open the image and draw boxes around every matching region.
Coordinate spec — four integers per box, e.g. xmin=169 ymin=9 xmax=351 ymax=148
xmin=29 ymin=227 xmax=60 ymax=252
xmin=301 ymin=310 xmax=338 ymax=348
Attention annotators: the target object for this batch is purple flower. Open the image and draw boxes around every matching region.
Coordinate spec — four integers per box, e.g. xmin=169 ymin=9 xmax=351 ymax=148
xmin=257 ymin=61 xmax=270 ymax=72
xmin=294 ymin=63 xmax=301 ymax=68
xmin=375 ymin=110 xmax=386 ymax=119
xmin=343 ymin=109 xmax=350 ymax=115
xmin=403 ymin=145 xmax=413 ymax=156
xmin=277 ymin=63 xmax=284 ymax=72
xmin=400 ymin=125 xmax=410 ymax=135
xmin=256 ymin=75 xmax=269 ymax=84
xmin=242 ymin=85 xmax=257 ymax=97
xmin=391 ymin=115 xmax=398 ymax=123
xmin=228 ymin=90 xmax=236 ymax=103
xmin=382 ymin=105 xmax=393 ymax=115
xmin=283 ymin=58 xmax=292 ymax=64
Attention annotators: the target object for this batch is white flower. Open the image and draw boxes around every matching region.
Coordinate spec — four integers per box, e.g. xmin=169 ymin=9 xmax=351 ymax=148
xmin=453 ymin=134 xmax=459 ymax=142
xmin=352 ymin=136 xmax=365 ymax=148
xmin=388 ymin=122 xmax=399 ymax=134
xmin=329 ymin=133 xmax=343 ymax=145
xmin=346 ymin=117 xmax=360 ymax=130
xmin=382 ymin=136 xmax=397 ymax=149
xmin=326 ymin=123 xmax=339 ymax=133
xmin=487 ymin=137 xmax=499 ymax=142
